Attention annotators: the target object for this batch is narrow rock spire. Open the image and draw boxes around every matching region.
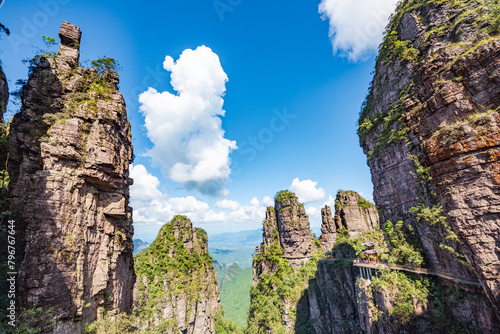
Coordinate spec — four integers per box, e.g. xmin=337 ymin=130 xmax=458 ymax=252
xmin=58 ymin=21 xmax=81 ymax=65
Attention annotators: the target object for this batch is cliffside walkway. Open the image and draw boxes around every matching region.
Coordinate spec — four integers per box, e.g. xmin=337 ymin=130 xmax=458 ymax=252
xmin=320 ymin=259 xmax=482 ymax=287
xmin=352 ymin=261 xmax=482 ymax=287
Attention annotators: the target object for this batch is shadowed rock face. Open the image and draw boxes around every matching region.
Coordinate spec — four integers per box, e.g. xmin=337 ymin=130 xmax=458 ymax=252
xmin=9 ymin=22 xmax=134 ymax=333
xmin=0 ymin=67 xmax=7 ymax=116
xmin=133 ymin=216 xmax=221 ymax=334
xmin=274 ymin=191 xmax=315 ymax=266
xmin=319 ymin=205 xmax=337 ymax=251
xmin=358 ymin=0 xmax=500 ymax=321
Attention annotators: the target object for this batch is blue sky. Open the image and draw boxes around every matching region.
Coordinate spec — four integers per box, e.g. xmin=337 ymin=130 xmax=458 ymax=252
xmin=0 ymin=0 xmax=398 ymax=241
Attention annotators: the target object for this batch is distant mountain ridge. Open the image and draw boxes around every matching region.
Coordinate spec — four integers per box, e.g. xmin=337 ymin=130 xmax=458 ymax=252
xmin=132 ymin=239 xmax=150 ymax=256
xmin=208 ymin=229 xmax=262 ymax=247
xmin=208 ymin=229 xmax=261 ymax=268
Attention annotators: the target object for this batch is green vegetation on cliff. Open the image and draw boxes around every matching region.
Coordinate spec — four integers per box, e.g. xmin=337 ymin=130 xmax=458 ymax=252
xmin=84 ymin=215 xmax=228 ymax=333
xmin=133 ymin=215 xmax=217 ymax=331
xmin=366 ymin=269 xmax=484 ymax=332
xmin=246 ymin=239 xmax=323 ymax=334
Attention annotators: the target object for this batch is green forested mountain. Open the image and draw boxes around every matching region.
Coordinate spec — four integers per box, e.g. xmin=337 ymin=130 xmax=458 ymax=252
xmin=217 ymin=263 xmax=253 ymax=328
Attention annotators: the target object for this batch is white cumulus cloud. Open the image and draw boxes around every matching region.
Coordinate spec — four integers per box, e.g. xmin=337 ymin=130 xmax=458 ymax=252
xmin=130 ymin=164 xmax=271 ymax=233
xmin=138 ymin=45 xmax=237 ymax=196
xmin=130 ymin=164 xmax=221 ymax=226
xmin=290 ymin=178 xmax=325 ymax=203
xmin=319 ymin=0 xmax=399 ymax=61
xmin=262 ymin=196 xmax=274 ymax=207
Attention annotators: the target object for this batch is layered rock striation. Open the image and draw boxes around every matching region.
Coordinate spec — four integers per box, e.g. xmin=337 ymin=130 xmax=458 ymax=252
xmin=8 ymin=21 xmax=134 ymax=332
xmin=0 ymin=63 xmax=8 ymax=168
xmin=248 ymin=191 xmax=319 ymax=333
xmin=319 ymin=205 xmax=337 ymax=250
xmin=0 ymin=65 xmax=7 ymax=117
xmin=358 ymin=0 xmax=500 ymax=319
xmin=274 ymin=191 xmax=315 ymax=262
xmin=334 ymin=190 xmax=379 ymax=237
xmin=133 ymin=215 xmax=221 ymax=333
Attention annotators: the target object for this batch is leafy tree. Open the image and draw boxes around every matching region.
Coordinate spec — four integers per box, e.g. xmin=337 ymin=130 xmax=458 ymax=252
xmin=91 ymin=57 xmax=121 ymax=76
xmin=39 ymin=35 xmax=58 ymax=57
xmin=384 ymin=221 xmax=424 ymax=267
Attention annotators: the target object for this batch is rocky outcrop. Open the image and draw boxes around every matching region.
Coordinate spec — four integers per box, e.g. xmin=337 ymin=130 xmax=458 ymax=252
xmin=133 ymin=215 xmax=221 ymax=333
xmin=274 ymin=190 xmax=315 ymax=265
xmin=248 ymin=191 xmax=319 ymax=333
xmin=319 ymin=205 xmax=337 ymax=251
xmin=334 ymin=190 xmax=378 ymax=237
xmin=358 ymin=0 xmax=500 ymax=320
xmin=256 ymin=191 xmax=316 ymax=272
xmin=8 ymin=22 xmax=134 ymax=332
xmin=0 ymin=66 xmax=7 ymax=117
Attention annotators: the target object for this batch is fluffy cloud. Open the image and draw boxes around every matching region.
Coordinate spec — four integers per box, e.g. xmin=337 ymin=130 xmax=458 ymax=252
xmin=289 ymin=178 xmax=325 ymax=203
xmin=138 ymin=46 xmax=237 ymax=196
xmin=262 ymin=196 xmax=274 ymax=207
xmin=325 ymin=195 xmax=335 ymax=208
xmin=305 ymin=206 xmax=320 ymax=217
xmin=130 ymin=164 xmax=220 ymax=226
xmin=130 ymin=164 xmax=269 ymax=232
xmin=318 ymin=0 xmax=399 ymax=61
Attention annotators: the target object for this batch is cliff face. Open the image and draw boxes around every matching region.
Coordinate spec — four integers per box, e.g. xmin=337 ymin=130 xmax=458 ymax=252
xmin=0 ymin=66 xmax=7 ymax=116
xmin=274 ymin=191 xmax=315 ymax=265
xmin=0 ymin=65 xmax=8 ymax=168
xmin=358 ymin=0 xmax=500 ymax=319
xmin=334 ymin=191 xmax=379 ymax=237
xmin=133 ymin=215 xmax=221 ymax=333
xmin=8 ymin=21 xmax=134 ymax=332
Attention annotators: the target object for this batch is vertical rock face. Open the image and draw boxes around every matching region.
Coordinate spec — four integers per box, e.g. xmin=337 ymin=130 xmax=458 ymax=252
xmin=0 ymin=65 xmax=8 ymax=165
xmin=358 ymin=0 xmax=500 ymax=319
xmin=0 ymin=66 xmax=7 ymax=117
xmin=334 ymin=190 xmax=378 ymax=237
xmin=299 ymin=260 xmax=362 ymax=334
xmin=133 ymin=215 xmax=221 ymax=333
xmin=8 ymin=22 xmax=134 ymax=332
xmin=248 ymin=191 xmax=319 ymax=333
xmin=274 ymin=190 xmax=315 ymax=262
xmin=319 ymin=205 xmax=337 ymax=250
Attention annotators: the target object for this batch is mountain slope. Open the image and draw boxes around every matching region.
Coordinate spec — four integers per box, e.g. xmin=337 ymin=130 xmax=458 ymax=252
xmin=133 ymin=215 xmax=221 ymax=333
xmin=218 ymin=263 xmax=253 ymax=328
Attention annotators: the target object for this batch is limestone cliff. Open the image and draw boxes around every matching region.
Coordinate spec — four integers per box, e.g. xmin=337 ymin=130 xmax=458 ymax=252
xmin=133 ymin=215 xmax=221 ymax=333
xmin=274 ymin=190 xmax=315 ymax=265
xmin=319 ymin=205 xmax=337 ymax=251
xmin=358 ymin=0 xmax=500 ymax=320
xmin=302 ymin=259 xmax=499 ymax=334
xmin=248 ymin=191 xmax=320 ymax=333
xmin=8 ymin=21 xmax=134 ymax=332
